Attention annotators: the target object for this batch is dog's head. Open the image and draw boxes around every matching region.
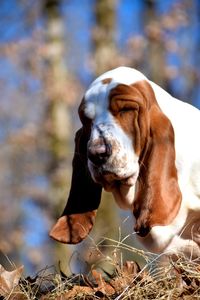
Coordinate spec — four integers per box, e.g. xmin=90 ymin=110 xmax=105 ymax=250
xmin=79 ymin=68 xmax=149 ymax=209
xmin=50 ymin=67 xmax=181 ymax=243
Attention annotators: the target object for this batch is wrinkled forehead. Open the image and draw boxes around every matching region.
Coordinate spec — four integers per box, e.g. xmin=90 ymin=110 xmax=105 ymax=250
xmin=84 ymin=67 xmax=147 ymax=118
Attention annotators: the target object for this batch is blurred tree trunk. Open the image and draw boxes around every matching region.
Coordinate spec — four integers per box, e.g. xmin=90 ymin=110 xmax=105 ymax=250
xmin=43 ymin=0 xmax=69 ymax=175
xmin=144 ymin=0 xmax=166 ymax=88
xmin=92 ymin=0 xmax=118 ymax=75
xmin=42 ymin=0 xmax=71 ymax=274
xmin=92 ymin=0 xmax=119 ymax=251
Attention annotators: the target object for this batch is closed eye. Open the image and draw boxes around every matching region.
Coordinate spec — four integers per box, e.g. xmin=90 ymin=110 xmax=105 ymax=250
xmin=113 ymin=100 xmax=139 ymax=116
xmin=119 ymin=107 xmax=134 ymax=113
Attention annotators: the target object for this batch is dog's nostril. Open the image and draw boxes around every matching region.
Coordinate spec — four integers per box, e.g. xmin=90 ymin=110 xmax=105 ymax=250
xmin=88 ymin=142 xmax=112 ymax=166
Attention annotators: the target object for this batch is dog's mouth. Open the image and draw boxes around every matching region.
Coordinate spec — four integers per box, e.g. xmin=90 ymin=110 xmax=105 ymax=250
xmin=119 ymin=174 xmax=137 ymax=186
xmin=88 ymin=160 xmax=139 ymax=191
xmin=104 ymin=172 xmax=136 ymax=185
xmin=95 ymin=171 xmax=138 ymax=192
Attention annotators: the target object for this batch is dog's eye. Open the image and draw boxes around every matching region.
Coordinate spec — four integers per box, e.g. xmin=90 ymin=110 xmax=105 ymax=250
xmin=119 ymin=107 xmax=134 ymax=115
xmin=119 ymin=107 xmax=133 ymax=113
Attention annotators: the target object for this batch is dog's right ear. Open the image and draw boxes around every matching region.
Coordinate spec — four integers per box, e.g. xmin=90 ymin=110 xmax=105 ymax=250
xmin=49 ymin=128 xmax=102 ymax=244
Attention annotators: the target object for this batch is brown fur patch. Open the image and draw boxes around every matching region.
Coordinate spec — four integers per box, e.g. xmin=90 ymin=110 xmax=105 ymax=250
xmin=102 ymin=78 xmax=112 ymax=84
xmin=108 ymin=80 xmax=182 ymax=236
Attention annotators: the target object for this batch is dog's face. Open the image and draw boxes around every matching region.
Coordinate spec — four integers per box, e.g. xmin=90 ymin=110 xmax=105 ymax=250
xmin=78 ymin=69 xmax=148 ymax=209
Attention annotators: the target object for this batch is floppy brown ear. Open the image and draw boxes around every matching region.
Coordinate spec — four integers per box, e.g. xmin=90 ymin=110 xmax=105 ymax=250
xmin=49 ymin=128 xmax=102 ymax=244
xmin=133 ymin=82 xmax=182 ymax=237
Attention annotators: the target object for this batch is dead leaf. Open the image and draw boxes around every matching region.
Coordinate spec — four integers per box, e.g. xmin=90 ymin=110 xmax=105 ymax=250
xmin=62 ymin=286 xmax=94 ymax=300
xmin=0 ymin=264 xmax=24 ymax=297
xmin=91 ymin=269 xmax=115 ymax=295
xmin=41 ymin=286 xmax=94 ymax=300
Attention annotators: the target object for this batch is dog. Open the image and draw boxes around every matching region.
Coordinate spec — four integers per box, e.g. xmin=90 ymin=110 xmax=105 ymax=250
xmin=50 ymin=67 xmax=200 ymax=257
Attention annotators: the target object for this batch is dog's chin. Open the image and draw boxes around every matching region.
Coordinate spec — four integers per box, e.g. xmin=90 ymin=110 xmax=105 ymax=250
xmin=105 ymin=175 xmax=137 ymax=192
xmin=91 ymin=170 xmax=138 ymax=192
xmin=89 ymin=167 xmax=138 ymax=209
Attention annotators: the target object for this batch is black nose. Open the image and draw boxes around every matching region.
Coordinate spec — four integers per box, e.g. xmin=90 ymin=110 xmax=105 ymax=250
xmin=88 ymin=139 xmax=112 ymax=166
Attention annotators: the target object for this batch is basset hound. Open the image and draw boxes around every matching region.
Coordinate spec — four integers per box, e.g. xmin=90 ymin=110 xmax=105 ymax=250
xmin=50 ymin=67 xmax=200 ymax=257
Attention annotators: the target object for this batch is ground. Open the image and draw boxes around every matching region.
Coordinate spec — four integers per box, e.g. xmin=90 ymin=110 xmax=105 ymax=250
xmin=1 ymin=245 xmax=200 ymax=299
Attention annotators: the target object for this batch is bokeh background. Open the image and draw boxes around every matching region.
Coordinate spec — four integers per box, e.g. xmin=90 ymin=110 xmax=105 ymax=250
xmin=0 ymin=0 xmax=200 ymax=276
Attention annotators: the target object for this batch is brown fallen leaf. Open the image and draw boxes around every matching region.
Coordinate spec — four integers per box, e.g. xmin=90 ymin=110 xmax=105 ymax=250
xmin=91 ymin=269 xmax=115 ymax=295
xmin=85 ymin=261 xmax=141 ymax=296
xmin=107 ymin=261 xmax=141 ymax=293
xmin=40 ymin=286 xmax=94 ymax=300
xmin=0 ymin=264 xmax=24 ymax=297
xmin=62 ymin=286 xmax=94 ymax=300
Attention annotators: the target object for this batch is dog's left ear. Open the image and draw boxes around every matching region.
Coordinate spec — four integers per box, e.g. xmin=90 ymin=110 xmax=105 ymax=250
xmin=133 ymin=81 xmax=182 ymax=237
xmin=49 ymin=128 xmax=102 ymax=244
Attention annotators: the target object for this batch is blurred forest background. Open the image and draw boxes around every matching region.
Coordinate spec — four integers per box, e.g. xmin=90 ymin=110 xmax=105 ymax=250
xmin=0 ymin=0 xmax=200 ymax=276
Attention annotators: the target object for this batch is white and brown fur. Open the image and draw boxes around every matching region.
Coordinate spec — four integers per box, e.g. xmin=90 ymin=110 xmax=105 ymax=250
xmin=50 ymin=67 xmax=200 ymax=257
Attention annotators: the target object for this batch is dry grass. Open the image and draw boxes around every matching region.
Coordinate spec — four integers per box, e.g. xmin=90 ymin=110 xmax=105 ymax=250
xmin=2 ymin=238 xmax=200 ymax=299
